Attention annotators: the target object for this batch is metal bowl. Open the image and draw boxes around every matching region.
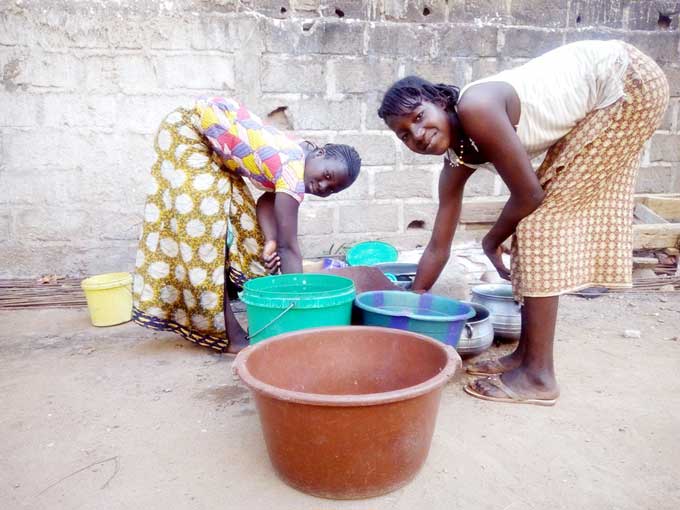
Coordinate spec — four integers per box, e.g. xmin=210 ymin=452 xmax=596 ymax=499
xmin=470 ymin=284 xmax=521 ymax=341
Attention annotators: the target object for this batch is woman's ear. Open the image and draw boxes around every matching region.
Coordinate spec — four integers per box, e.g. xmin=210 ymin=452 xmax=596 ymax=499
xmin=314 ymin=146 xmax=326 ymax=158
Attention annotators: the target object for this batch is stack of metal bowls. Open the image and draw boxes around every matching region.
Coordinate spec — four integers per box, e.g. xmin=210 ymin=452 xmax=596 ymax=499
xmin=470 ymin=284 xmax=521 ymax=341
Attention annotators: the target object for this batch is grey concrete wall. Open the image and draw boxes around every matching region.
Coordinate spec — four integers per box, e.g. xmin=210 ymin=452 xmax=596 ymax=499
xmin=1 ymin=0 xmax=679 ymax=277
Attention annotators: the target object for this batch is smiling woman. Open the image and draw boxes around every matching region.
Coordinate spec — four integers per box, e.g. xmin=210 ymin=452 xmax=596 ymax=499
xmin=378 ymin=40 xmax=669 ymax=406
xmin=132 ymin=97 xmax=361 ymax=354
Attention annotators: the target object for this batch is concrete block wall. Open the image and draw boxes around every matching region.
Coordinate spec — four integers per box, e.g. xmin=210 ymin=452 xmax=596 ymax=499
xmin=1 ymin=0 xmax=679 ymax=277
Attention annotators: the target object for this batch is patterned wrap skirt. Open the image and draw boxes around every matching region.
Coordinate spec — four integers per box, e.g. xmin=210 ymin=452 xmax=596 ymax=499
xmin=511 ymin=43 xmax=670 ymax=300
xmin=132 ymin=107 xmax=266 ymax=351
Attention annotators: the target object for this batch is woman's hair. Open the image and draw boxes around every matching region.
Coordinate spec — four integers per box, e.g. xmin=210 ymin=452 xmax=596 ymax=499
xmin=323 ymin=143 xmax=362 ymax=186
xmin=377 ymin=75 xmax=460 ymax=119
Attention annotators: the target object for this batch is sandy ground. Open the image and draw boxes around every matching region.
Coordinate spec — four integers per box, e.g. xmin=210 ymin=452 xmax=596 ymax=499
xmin=1 ymin=293 xmax=679 ymax=510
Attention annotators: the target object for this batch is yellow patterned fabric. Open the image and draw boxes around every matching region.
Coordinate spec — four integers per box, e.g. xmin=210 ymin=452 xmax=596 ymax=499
xmin=194 ymin=97 xmax=306 ymax=202
xmin=132 ymin=107 xmax=266 ymax=351
xmin=511 ymin=44 xmax=669 ymax=300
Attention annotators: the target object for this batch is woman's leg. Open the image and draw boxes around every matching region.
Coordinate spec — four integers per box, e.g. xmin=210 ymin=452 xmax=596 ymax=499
xmin=467 ymin=295 xmax=560 ymax=401
xmin=224 ymin=282 xmax=248 ymax=354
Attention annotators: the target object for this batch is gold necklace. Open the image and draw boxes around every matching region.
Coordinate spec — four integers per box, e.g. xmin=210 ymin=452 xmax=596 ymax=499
xmin=449 ymin=135 xmax=478 ymax=168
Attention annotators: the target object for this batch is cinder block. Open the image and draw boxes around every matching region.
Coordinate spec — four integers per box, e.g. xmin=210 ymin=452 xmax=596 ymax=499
xmin=403 ymin=0 xmax=448 ymax=23
xmin=116 ymin=95 xmax=193 ymax=134
xmin=365 ymin=93 xmax=391 ymax=131
xmin=332 ymin=58 xmax=399 ymax=94
xmin=84 ymin=56 xmax=121 ymax=94
xmin=367 ymin=24 xmax=436 ymax=58
xmin=339 ymin=202 xmax=400 ymax=233
xmin=298 ymin=234 xmax=347 ymax=257
xmin=622 ymin=32 xmax=679 ymax=64
xmin=264 ymin=19 xmax=365 ymax=55
xmin=115 ymin=54 xmax=162 ymax=93
xmin=260 ymin=56 xmax=325 ymax=93
xmin=2 ymin=129 xmax=108 ymax=170
xmin=437 ymin=25 xmax=498 ymax=58
xmin=404 ymin=202 xmax=438 ymax=231
xmin=510 ymin=0 xmax=569 ymax=27
xmin=298 ymin=203 xmax=335 ymax=235
xmin=374 ymin=168 xmax=434 ymax=199
xmin=0 ymin=48 xmax=83 ymax=90
xmin=454 ymin=0 xmax=510 ymax=23
xmin=149 ymin=18 xmax=195 ymax=50
xmin=0 ymin=168 xmax=83 ymax=206
xmin=650 ymin=133 xmax=680 ymax=162
xmin=43 ymin=94 xmax=117 ymax=128
xmin=471 ymin=58 xmax=500 ymax=80
xmin=402 ymin=60 xmax=468 ymax=88
xmin=0 ymin=92 xmax=42 ymax=127
xmin=627 ymin=2 xmax=680 ymax=31
xmin=564 ymin=29 xmax=622 ymax=45
xmin=319 ymin=1 xmax=368 ymax=20
xmin=160 ymin=54 xmax=235 ymax=91
xmin=332 ymin=169 xmax=370 ymax=200
xmin=401 ymin=148 xmax=442 ymax=166
xmin=24 ymin=50 xmax=84 ymax=89
xmin=14 ymin=207 xmax=94 ymax=241
xmin=463 ymin=167 xmax=497 ymax=196
xmin=284 ymin=97 xmax=362 ymax=130
xmin=635 ymin=165 xmax=675 ymax=193
xmin=333 ymin=133 xmax=397 ymax=166
xmin=566 ymin=0 xmax=625 ymax=29
xmin=658 ymin=100 xmax=675 ymax=131
xmin=662 ymin=66 xmax=680 ymax=97
xmin=376 ymin=230 xmax=432 ymax=250
xmin=499 ymin=27 xmax=564 ymax=58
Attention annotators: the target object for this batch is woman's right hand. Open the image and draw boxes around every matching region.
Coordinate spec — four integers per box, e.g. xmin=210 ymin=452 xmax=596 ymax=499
xmin=262 ymin=240 xmax=281 ymax=274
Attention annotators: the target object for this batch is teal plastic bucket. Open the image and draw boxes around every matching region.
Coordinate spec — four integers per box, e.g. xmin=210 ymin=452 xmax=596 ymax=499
xmin=239 ymin=274 xmax=356 ymax=344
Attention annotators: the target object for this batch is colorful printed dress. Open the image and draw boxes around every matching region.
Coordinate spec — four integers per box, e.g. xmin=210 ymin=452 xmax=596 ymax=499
xmin=132 ymin=98 xmax=306 ymax=351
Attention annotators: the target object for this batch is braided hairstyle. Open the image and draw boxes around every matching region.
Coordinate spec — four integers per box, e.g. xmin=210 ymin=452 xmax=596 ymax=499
xmin=378 ymin=75 xmax=460 ymax=120
xmin=322 ymin=143 xmax=362 ymax=186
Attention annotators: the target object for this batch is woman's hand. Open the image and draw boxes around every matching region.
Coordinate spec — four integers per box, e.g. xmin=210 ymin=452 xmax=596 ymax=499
xmin=262 ymin=240 xmax=281 ymax=274
xmin=482 ymin=236 xmax=511 ymax=281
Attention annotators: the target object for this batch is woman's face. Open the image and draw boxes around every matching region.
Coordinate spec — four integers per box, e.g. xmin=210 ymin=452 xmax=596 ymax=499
xmin=304 ymin=151 xmax=350 ymax=198
xmin=385 ymin=100 xmax=452 ymax=156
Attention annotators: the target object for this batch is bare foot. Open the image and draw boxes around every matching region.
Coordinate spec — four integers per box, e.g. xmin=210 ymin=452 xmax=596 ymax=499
xmin=466 ymin=351 xmax=523 ymax=375
xmin=468 ymin=367 xmax=559 ymax=402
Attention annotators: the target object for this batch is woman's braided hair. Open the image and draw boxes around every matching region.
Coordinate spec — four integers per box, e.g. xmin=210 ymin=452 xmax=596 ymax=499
xmin=378 ymin=75 xmax=460 ymax=119
xmin=321 ymin=143 xmax=362 ymax=186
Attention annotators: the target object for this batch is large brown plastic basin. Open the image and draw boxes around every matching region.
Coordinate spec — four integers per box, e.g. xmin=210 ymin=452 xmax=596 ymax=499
xmin=234 ymin=326 xmax=461 ymax=499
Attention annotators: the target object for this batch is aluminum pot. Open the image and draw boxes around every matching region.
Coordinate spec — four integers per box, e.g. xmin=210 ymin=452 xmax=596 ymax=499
xmin=470 ymin=284 xmax=521 ymax=341
xmin=457 ymin=301 xmax=494 ymax=358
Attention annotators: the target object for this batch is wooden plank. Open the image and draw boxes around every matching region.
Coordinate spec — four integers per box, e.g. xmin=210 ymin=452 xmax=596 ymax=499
xmin=635 ymin=194 xmax=680 ymax=222
xmin=634 ymin=203 xmax=669 ymax=224
xmin=633 ymin=223 xmax=680 ymax=249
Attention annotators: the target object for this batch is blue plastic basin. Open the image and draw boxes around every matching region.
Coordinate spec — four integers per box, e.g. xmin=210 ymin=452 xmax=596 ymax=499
xmin=354 ymin=291 xmax=475 ymax=347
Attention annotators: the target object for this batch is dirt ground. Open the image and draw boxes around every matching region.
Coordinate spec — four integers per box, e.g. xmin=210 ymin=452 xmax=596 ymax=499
xmin=1 ymin=292 xmax=679 ymax=510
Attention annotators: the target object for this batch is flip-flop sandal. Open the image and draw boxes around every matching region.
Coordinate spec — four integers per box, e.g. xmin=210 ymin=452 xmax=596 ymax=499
xmin=464 ymin=375 xmax=557 ymax=407
xmin=465 ymin=358 xmax=508 ymax=377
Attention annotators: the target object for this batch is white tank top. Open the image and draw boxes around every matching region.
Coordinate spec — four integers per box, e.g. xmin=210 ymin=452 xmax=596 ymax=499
xmin=449 ymin=39 xmax=629 ymax=172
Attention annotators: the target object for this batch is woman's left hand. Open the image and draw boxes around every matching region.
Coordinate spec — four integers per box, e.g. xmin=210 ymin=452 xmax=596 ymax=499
xmin=262 ymin=240 xmax=281 ymax=274
xmin=482 ymin=236 xmax=511 ymax=281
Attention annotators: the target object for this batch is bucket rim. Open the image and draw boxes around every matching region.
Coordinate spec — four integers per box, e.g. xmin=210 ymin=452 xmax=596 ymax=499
xmin=81 ymin=272 xmax=132 ymax=291
xmin=239 ymin=274 xmax=356 ymax=308
xmin=234 ymin=326 xmax=461 ymax=407
xmin=470 ymin=283 xmax=515 ymax=300
xmin=354 ymin=290 xmax=475 ymax=323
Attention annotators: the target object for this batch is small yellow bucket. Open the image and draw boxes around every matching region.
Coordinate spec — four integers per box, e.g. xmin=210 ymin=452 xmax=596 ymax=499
xmin=81 ymin=272 xmax=133 ymax=327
